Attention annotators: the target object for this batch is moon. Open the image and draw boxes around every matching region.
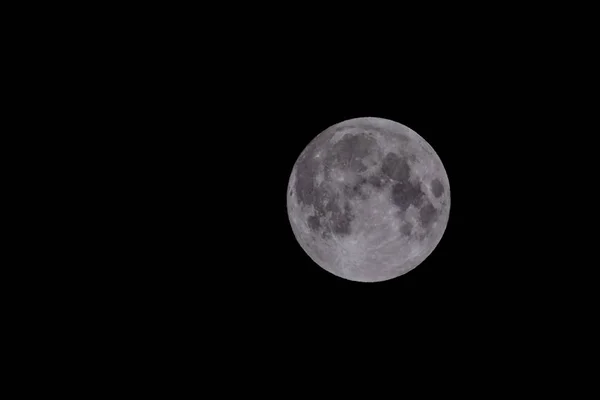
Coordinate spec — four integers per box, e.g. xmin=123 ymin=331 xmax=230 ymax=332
xmin=287 ymin=117 xmax=450 ymax=282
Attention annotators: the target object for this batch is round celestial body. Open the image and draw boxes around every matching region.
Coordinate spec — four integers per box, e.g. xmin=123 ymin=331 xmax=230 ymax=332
xmin=287 ymin=117 xmax=450 ymax=283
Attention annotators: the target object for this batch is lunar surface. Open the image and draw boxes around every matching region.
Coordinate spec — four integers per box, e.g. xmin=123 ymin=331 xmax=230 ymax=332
xmin=287 ymin=117 xmax=450 ymax=282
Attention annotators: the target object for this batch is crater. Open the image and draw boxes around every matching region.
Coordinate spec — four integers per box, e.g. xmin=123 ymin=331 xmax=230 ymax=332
xmin=430 ymin=178 xmax=444 ymax=198
xmin=381 ymin=152 xmax=411 ymax=182
xmin=391 ymin=181 xmax=424 ymax=211
xmin=307 ymin=215 xmax=321 ymax=231
xmin=294 ymin=154 xmax=322 ymax=207
xmin=329 ymin=133 xmax=378 ymax=173
xmin=333 ymin=125 xmax=356 ymax=133
xmin=343 ymin=176 xmax=369 ymax=200
xmin=301 ymin=187 xmax=355 ymax=239
xmin=367 ymin=173 xmax=388 ymax=189
xmin=400 ymin=222 xmax=413 ymax=236
xmin=330 ymin=201 xmax=354 ymax=236
xmin=419 ymin=202 xmax=438 ymax=228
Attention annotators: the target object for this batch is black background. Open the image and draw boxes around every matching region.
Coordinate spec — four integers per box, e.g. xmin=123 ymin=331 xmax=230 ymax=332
xmin=3 ymin=4 xmax=597 ymax=394
xmin=131 ymin=42 xmax=572 ymax=336
xmin=45 ymin=5 xmax=588 ymax=368
xmin=18 ymin=6 xmax=595 ymax=389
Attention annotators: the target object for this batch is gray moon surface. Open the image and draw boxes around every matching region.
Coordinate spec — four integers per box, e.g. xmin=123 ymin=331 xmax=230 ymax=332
xmin=287 ymin=117 xmax=450 ymax=282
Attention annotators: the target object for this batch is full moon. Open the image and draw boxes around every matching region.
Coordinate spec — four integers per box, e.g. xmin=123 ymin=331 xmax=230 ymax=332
xmin=287 ymin=117 xmax=450 ymax=282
